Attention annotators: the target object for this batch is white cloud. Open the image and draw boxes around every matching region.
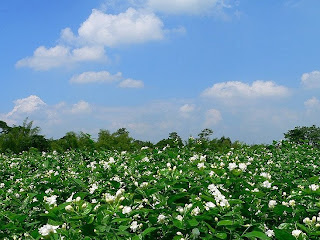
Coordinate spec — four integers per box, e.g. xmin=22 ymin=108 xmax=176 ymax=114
xmin=147 ymin=0 xmax=226 ymax=15
xmin=118 ymin=79 xmax=144 ymax=88
xmin=77 ymin=8 xmax=165 ymax=47
xmin=179 ymin=104 xmax=195 ymax=113
xmin=7 ymin=95 xmax=46 ymax=117
xmin=301 ymin=71 xmax=320 ymax=89
xmin=71 ymin=101 xmax=92 ymax=114
xmin=304 ymin=97 xmax=320 ymax=109
xmin=204 ymin=108 xmax=222 ymax=126
xmin=202 ymin=80 xmax=290 ymax=99
xmin=16 ymin=45 xmax=105 ymax=71
xmin=70 ymin=71 xmax=123 ymax=84
xmin=16 ymin=7 xmax=166 ymax=71
xmin=72 ymin=46 xmax=105 ymax=61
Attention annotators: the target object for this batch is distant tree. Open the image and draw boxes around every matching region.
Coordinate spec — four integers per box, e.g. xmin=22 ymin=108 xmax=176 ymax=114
xmin=284 ymin=125 xmax=320 ymax=148
xmin=96 ymin=129 xmax=113 ymax=150
xmin=0 ymin=120 xmax=11 ymax=134
xmin=57 ymin=132 xmax=80 ymax=151
xmin=156 ymin=132 xmax=184 ymax=149
xmin=132 ymin=139 xmax=154 ymax=149
xmin=78 ymin=132 xmax=95 ymax=150
xmin=112 ymin=128 xmax=133 ymax=151
xmin=198 ymin=128 xmax=214 ymax=141
xmin=97 ymin=128 xmax=134 ymax=151
xmin=0 ymin=118 xmax=49 ymax=153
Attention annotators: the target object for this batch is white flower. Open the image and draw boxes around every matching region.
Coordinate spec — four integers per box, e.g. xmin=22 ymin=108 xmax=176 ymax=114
xmin=204 ymin=201 xmax=216 ymax=210
xmin=66 ymin=192 xmax=75 ymax=202
xmin=38 ymin=224 xmax=59 ymax=236
xmin=265 ymin=229 xmax=274 ymax=237
xmin=45 ymin=188 xmax=53 ymax=194
xmin=122 ymin=206 xmax=132 ymax=214
xmin=268 ymin=200 xmax=277 ymax=208
xmin=239 ymin=163 xmax=247 ymax=171
xmin=191 ymin=207 xmax=200 ymax=216
xmin=197 ymin=162 xmax=205 ymax=170
xmin=140 ymin=182 xmax=149 ymax=188
xmin=65 ymin=205 xmax=73 ymax=212
xmin=309 ymin=184 xmax=319 ymax=191
xmin=116 ymin=188 xmax=125 ymax=197
xmin=176 ymin=215 xmax=183 ymax=221
xmin=104 ymin=193 xmax=115 ymax=203
xmin=89 ymin=183 xmax=98 ymax=194
xmin=109 ymin=157 xmax=115 ymax=164
xmin=289 ymin=200 xmax=296 ymax=207
xmin=262 ymin=180 xmax=272 ymax=188
xmin=228 ymin=163 xmax=237 ymax=171
xmin=191 ymin=228 xmax=200 ymax=238
xmin=291 ymin=229 xmax=302 ymax=238
xmin=157 ymin=214 xmax=166 ymax=223
xmin=177 ymin=206 xmax=184 ymax=214
xmin=303 ymin=217 xmax=311 ymax=224
xmin=130 ymin=221 xmax=140 ymax=232
xmin=44 ymin=195 xmax=57 ymax=205
xmin=260 ymin=172 xmax=271 ymax=179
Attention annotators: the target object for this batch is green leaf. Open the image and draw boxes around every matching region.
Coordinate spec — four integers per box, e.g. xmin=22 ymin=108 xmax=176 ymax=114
xmin=142 ymin=227 xmax=158 ymax=237
xmin=243 ymin=231 xmax=270 ymax=240
xmin=72 ymin=178 xmax=87 ymax=188
xmin=217 ymin=220 xmax=235 ymax=226
xmin=132 ymin=235 xmax=142 ymax=240
xmin=111 ymin=218 xmax=131 ymax=223
xmin=310 ymin=231 xmax=320 ymax=236
xmin=204 ymin=222 xmax=216 ymax=234
xmin=167 ymin=192 xmax=189 ymax=205
xmin=188 ymin=218 xmax=199 ymax=227
xmin=173 ymin=219 xmax=185 ymax=229
xmin=215 ymin=232 xmax=228 ymax=239
xmin=118 ymin=225 xmax=129 ymax=231
xmin=274 ymin=229 xmax=295 ymax=240
xmin=228 ymin=199 xmax=245 ymax=205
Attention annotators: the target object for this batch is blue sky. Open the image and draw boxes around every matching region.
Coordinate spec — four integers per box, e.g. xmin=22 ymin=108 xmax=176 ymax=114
xmin=1 ymin=0 xmax=320 ymax=144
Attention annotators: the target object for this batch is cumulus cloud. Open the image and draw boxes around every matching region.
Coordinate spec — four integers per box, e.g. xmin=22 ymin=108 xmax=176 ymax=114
xmin=77 ymin=8 xmax=165 ymax=47
xmin=16 ymin=7 xmax=166 ymax=71
xmin=204 ymin=109 xmax=222 ymax=126
xmin=304 ymin=97 xmax=320 ymax=109
xmin=118 ymin=79 xmax=144 ymax=88
xmin=147 ymin=0 xmax=227 ymax=15
xmin=16 ymin=45 xmax=105 ymax=71
xmin=201 ymin=80 xmax=290 ymax=100
xmin=179 ymin=104 xmax=195 ymax=113
xmin=70 ymin=71 xmax=123 ymax=84
xmin=301 ymin=71 xmax=320 ymax=89
xmin=71 ymin=101 xmax=92 ymax=114
xmin=6 ymin=95 xmax=46 ymax=117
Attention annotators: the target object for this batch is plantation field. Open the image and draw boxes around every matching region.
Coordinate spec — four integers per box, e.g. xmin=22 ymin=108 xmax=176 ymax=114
xmin=1 ymin=141 xmax=320 ymax=239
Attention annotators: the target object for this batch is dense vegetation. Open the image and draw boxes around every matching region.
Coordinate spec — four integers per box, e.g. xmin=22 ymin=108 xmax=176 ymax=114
xmin=1 ymin=119 xmax=320 ymax=239
xmin=0 ymin=119 xmax=242 ymax=154
xmin=1 ymin=141 xmax=320 ymax=239
xmin=1 ymin=119 xmax=319 ymax=154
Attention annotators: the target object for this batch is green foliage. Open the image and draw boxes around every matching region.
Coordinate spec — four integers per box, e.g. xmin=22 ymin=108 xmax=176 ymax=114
xmin=0 ymin=118 xmax=49 ymax=153
xmin=1 ymin=142 xmax=320 ymax=239
xmin=284 ymin=125 xmax=320 ymax=148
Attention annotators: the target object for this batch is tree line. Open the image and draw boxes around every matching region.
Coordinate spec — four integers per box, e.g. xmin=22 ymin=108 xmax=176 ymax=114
xmin=0 ymin=119 xmax=319 ymax=154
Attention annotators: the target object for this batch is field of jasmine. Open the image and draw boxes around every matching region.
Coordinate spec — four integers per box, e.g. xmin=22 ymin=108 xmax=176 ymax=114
xmin=1 ymin=141 xmax=320 ymax=240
